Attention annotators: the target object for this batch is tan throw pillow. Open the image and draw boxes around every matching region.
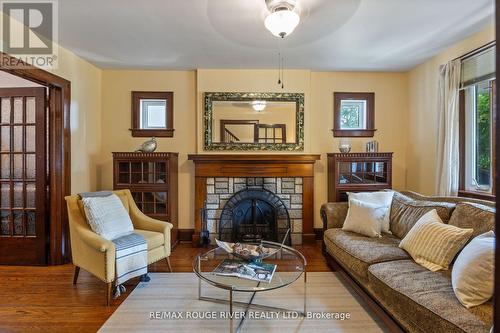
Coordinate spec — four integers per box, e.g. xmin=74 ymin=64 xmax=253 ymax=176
xmin=399 ymin=209 xmax=473 ymax=271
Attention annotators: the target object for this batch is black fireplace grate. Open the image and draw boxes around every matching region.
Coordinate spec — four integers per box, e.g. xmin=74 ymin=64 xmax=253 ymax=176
xmin=218 ymin=188 xmax=290 ymax=245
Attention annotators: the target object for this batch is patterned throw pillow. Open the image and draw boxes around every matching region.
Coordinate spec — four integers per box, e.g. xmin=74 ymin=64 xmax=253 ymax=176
xmin=448 ymin=202 xmax=495 ymax=238
xmin=390 ymin=192 xmax=455 ymax=239
xmin=82 ymin=194 xmax=134 ymax=240
xmin=399 ymin=209 xmax=473 ymax=271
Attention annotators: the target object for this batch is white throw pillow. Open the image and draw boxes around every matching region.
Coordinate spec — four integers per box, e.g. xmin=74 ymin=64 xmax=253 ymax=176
xmin=82 ymin=194 xmax=134 ymax=240
xmin=399 ymin=209 xmax=473 ymax=271
xmin=342 ymin=198 xmax=387 ymax=237
xmin=452 ymin=231 xmax=495 ymax=308
xmin=348 ymin=191 xmax=394 ymax=234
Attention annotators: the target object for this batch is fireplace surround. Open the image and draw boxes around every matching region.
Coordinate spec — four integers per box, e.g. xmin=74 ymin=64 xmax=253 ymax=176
xmin=207 ymin=177 xmax=297 ymax=244
xmin=188 ymin=154 xmax=320 ymax=245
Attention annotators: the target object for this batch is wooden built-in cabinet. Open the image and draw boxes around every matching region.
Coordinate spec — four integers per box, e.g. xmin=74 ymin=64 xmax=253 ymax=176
xmin=327 ymin=152 xmax=393 ymax=202
xmin=113 ymin=152 xmax=178 ymax=247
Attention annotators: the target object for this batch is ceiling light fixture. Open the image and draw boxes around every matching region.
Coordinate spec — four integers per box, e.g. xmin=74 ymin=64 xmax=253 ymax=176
xmin=251 ymin=100 xmax=267 ymax=112
xmin=264 ymin=0 xmax=300 ymax=38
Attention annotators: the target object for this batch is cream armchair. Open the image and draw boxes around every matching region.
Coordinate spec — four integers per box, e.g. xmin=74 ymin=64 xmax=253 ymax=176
xmin=65 ymin=189 xmax=172 ymax=305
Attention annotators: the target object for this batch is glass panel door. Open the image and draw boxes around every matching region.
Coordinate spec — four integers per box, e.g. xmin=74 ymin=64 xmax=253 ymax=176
xmin=0 ymin=88 xmax=47 ymax=265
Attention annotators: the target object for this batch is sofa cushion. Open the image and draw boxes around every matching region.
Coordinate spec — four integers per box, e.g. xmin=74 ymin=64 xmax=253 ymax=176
xmin=134 ymin=229 xmax=164 ymax=250
xmin=368 ymin=260 xmax=492 ymax=333
xmin=390 ymin=192 xmax=456 ymax=239
xmin=324 ymin=228 xmax=409 ymax=283
xmin=448 ymin=203 xmax=495 ymax=238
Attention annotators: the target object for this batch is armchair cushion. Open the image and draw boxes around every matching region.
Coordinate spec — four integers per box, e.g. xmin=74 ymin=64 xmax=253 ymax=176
xmin=82 ymin=194 xmax=134 ymax=240
xmin=134 ymin=229 xmax=164 ymax=250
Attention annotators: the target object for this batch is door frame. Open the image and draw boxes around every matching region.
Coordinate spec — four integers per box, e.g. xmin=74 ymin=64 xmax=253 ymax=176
xmin=0 ymin=52 xmax=71 ymax=265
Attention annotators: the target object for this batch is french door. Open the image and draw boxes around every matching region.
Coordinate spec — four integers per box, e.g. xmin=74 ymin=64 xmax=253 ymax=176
xmin=0 ymin=87 xmax=47 ymax=265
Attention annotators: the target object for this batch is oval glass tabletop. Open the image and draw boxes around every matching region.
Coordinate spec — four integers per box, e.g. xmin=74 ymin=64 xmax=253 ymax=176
xmin=193 ymin=241 xmax=306 ymax=292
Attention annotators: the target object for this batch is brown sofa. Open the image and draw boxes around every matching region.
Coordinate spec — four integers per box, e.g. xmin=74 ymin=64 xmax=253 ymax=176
xmin=321 ymin=191 xmax=495 ymax=333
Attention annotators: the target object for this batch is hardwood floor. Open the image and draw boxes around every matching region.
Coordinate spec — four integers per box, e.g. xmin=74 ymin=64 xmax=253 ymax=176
xmin=0 ymin=241 xmax=330 ymax=333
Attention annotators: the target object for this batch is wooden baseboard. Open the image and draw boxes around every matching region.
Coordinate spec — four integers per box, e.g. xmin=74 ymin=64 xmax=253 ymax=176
xmin=313 ymin=228 xmax=323 ymax=240
xmin=178 ymin=229 xmax=194 ymax=242
xmin=322 ymin=247 xmax=404 ymax=333
xmin=302 ymin=233 xmax=316 ymax=244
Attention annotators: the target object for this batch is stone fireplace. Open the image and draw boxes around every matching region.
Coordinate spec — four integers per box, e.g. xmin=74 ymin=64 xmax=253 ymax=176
xmin=188 ymin=154 xmax=321 ymax=245
xmin=207 ymin=177 xmax=299 ymax=244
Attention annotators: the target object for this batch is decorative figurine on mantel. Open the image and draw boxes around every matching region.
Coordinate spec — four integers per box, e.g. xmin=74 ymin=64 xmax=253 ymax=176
xmin=135 ymin=137 xmax=157 ymax=153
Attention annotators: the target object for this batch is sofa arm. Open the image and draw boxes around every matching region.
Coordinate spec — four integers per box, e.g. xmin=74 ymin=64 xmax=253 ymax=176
xmin=321 ymin=202 xmax=348 ymax=230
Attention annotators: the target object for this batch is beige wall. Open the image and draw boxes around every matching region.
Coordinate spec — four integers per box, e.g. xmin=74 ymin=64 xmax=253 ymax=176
xmin=98 ymin=69 xmax=409 ymax=229
xmin=52 ymin=47 xmax=102 ymax=194
xmin=407 ymin=25 xmax=495 ymax=195
xmin=100 ymin=70 xmax=197 ymax=229
xmin=201 ymin=71 xmax=409 ymax=230
xmin=0 ymin=12 xmax=103 ymax=194
xmin=95 ymin=27 xmax=494 ymax=230
xmin=310 ymin=72 xmax=409 ymax=227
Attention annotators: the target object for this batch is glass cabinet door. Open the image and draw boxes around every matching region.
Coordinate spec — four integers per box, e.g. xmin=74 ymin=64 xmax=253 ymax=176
xmin=117 ymin=161 xmax=168 ymax=185
xmin=338 ymin=160 xmax=389 ymax=185
xmin=132 ymin=191 xmax=168 ymax=216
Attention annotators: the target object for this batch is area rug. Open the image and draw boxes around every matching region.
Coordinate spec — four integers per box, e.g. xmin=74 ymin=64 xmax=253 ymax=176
xmin=98 ymin=272 xmax=388 ymax=332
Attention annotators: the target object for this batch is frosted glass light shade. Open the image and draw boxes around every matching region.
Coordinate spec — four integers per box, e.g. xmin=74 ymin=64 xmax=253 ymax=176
xmin=264 ymin=10 xmax=300 ymax=37
xmin=251 ymin=100 xmax=267 ymax=112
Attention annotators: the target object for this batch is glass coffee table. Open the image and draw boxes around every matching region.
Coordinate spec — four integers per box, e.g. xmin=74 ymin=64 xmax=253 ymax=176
xmin=193 ymin=240 xmax=307 ymax=333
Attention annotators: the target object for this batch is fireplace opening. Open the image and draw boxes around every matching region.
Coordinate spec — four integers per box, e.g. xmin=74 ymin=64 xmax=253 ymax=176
xmin=218 ymin=188 xmax=291 ymax=245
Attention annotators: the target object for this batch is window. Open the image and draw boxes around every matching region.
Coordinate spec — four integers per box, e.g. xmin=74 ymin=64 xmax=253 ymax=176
xmin=140 ymin=100 xmax=167 ymax=129
xmin=340 ymin=100 xmax=366 ymax=130
xmin=459 ymin=45 xmax=496 ymax=199
xmin=333 ymin=92 xmax=375 ymax=137
xmin=131 ymin=91 xmax=174 ymax=137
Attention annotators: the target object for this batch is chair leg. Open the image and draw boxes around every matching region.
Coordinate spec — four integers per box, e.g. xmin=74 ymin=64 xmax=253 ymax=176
xmin=166 ymin=257 xmax=172 ymax=272
xmin=73 ymin=266 xmax=80 ymax=285
xmin=106 ymin=282 xmax=113 ymax=306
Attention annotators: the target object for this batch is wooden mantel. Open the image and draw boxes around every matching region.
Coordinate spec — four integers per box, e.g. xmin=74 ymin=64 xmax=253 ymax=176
xmin=188 ymin=154 xmax=321 ymax=245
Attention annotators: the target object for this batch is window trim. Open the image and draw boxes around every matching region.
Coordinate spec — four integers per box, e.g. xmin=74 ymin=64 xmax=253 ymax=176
xmin=332 ymin=92 xmax=376 ymax=137
xmin=131 ymin=91 xmax=174 ymax=137
xmin=459 ymin=79 xmax=496 ymax=200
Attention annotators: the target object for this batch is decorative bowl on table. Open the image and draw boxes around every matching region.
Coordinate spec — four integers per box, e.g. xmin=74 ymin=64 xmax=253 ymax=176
xmin=215 ymin=239 xmax=275 ymax=262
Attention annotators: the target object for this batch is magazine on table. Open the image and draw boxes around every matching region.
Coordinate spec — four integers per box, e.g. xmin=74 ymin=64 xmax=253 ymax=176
xmin=212 ymin=259 xmax=277 ymax=283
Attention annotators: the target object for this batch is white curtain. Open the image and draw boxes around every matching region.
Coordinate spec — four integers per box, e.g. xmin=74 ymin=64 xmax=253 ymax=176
xmin=436 ymin=60 xmax=461 ymax=196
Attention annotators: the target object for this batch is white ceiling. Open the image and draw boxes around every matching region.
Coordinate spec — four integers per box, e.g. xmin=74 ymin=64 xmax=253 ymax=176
xmin=58 ymin=0 xmax=495 ymax=71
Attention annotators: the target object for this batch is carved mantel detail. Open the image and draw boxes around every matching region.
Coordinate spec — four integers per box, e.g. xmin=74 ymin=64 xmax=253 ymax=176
xmin=188 ymin=154 xmax=321 ymax=245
